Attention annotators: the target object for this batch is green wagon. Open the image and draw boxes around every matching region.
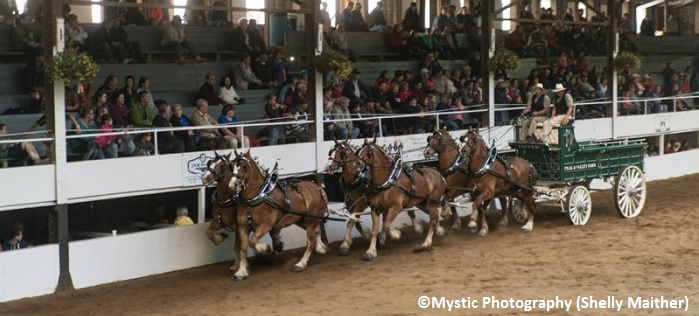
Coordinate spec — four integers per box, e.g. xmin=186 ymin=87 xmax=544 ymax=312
xmin=509 ymin=124 xmax=647 ymax=225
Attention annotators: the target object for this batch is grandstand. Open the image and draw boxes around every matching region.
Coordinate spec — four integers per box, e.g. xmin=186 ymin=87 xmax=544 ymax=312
xmin=1 ymin=0 xmax=699 ymax=303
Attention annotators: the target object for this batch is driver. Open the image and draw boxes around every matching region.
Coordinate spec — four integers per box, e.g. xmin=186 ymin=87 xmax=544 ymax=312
xmin=519 ymin=83 xmax=550 ymax=141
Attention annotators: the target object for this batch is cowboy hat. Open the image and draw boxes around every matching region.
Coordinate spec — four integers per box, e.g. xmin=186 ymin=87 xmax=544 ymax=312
xmin=534 ymin=83 xmax=544 ymax=90
xmin=552 ymin=83 xmax=566 ymax=92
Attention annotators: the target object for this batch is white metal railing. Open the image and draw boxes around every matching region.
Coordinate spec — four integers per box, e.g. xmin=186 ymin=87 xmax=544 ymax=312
xmin=1 ymin=92 xmax=698 ymax=165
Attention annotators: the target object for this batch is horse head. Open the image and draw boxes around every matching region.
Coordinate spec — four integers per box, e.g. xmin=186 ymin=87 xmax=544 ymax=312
xmin=356 ymin=138 xmax=392 ymax=181
xmin=202 ymin=151 xmax=233 ymax=186
xmin=424 ymin=128 xmax=456 ymax=158
xmin=228 ymin=149 xmax=264 ymax=195
xmin=325 ymin=139 xmax=359 ymax=174
xmin=458 ymin=129 xmax=488 ymax=168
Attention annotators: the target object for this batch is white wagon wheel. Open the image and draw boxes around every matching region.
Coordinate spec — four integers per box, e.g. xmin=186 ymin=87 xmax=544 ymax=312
xmin=567 ymin=185 xmax=592 ymax=226
xmin=614 ymin=165 xmax=646 ymax=218
xmin=509 ymin=199 xmax=527 ymax=224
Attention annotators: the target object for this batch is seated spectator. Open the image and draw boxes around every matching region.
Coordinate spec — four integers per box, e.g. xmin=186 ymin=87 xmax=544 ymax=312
xmin=70 ymin=108 xmax=104 ymax=160
xmin=375 ymin=70 xmax=391 ymax=93
xmin=450 ymin=95 xmax=465 ymax=127
xmin=94 ymin=114 xmax=120 ymax=158
xmin=396 ymin=95 xmax=425 ymax=132
xmin=130 ymin=91 xmax=155 ymax=127
xmin=233 ymin=53 xmax=263 ymax=90
xmin=120 ymin=75 xmax=139 ymax=108
xmin=262 ymin=93 xmax=287 ymax=145
xmin=96 ymin=75 xmax=120 ymax=104
xmin=12 ymin=14 xmax=42 ymax=56
xmin=2 ymin=224 xmax=29 ymax=251
xmin=246 ymin=19 xmax=266 ymax=57
xmin=359 ymin=99 xmax=387 ymax=137
xmin=0 ymin=123 xmax=46 ymax=164
xmin=385 ymin=25 xmax=407 ymax=56
xmin=333 ymin=97 xmax=360 ymax=139
xmin=406 ymin=30 xmax=426 ymax=59
xmin=136 ymin=77 xmax=156 ymax=112
xmin=252 ymin=51 xmax=275 ymax=89
xmin=152 ymin=103 xmax=185 ymax=154
xmin=93 ymin=17 xmax=131 ymax=64
xmin=65 ymin=14 xmax=89 ymax=53
xmin=217 ymin=104 xmax=251 ymax=148
xmin=277 ymin=76 xmax=298 ymax=105
xmin=174 ymin=206 xmax=194 ymax=225
xmin=218 ymin=75 xmax=244 ymax=105
xmin=343 ymin=68 xmax=370 ymax=106
xmin=146 ymin=0 xmax=164 ymax=25
xmin=196 ymin=74 xmax=220 ymax=106
xmin=133 ymin=133 xmax=155 ymax=156
xmin=190 ymin=99 xmax=239 ymax=149
xmin=160 ymin=15 xmax=206 ymax=64
xmin=285 ymin=101 xmax=310 ymax=143
xmin=111 ymin=16 xmax=144 ymax=63
xmin=110 ymin=92 xmax=133 ymax=127
xmin=323 ymin=101 xmax=345 ymax=140
xmin=169 ymin=103 xmax=205 ymax=152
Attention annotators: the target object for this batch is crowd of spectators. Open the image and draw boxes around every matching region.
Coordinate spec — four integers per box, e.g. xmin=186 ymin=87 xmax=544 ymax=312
xmin=1 ymin=2 xmax=698 ymax=164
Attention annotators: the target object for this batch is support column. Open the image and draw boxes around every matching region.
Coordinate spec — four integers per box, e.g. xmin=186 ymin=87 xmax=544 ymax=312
xmin=607 ymin=0 xmax=618 ymax=139
xmin=45 ymin=0 xmax=74 ymax=291
xmin=198 ymin=187 xmax=206 ymax=224
xmin=481 ymin=0 xmax=493 ymax=129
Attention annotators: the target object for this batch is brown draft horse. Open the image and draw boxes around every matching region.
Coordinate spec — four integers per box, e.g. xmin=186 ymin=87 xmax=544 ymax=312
xmin=325 ymin=139 xmax=423 ymax=257
xmin=458 ymin=129 xmax=538 ymax=237
xmin=201 ymin=152 xmax=282 ymax=272
xmin=424 ymin=129 xmax=512 ymax=231
xmin=228 ymin=150 xmax=330 ymax=280
xmin=356 ymin=138 xmax=446 ymax=261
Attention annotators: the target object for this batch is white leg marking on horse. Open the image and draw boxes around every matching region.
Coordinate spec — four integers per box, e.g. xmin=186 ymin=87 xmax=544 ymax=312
xmin=451 ymin=216 xmax=462 ymax=230
xmin=436 ymin=225 xmax=445 ymax=237
xmin=498 ymin=214 xmax=509 ymax=227
xmin=413 ymin=219 xmax=425 ymax=235
xmin=255 ymin=243 xmax=271 ymax=254
xmin=315 ymin=235 xmax=329 ymax=254
xmin=388 ymin=228 xmax=402 ymax=240
xmin=522 ymin=221 xmax=533 ymax=232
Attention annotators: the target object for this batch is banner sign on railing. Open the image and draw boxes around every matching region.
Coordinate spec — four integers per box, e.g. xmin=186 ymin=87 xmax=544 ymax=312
xmin=655 ymin=116 xmax=670 ymax=132
xmin=181 ymin=152 xmax=215 ymax=186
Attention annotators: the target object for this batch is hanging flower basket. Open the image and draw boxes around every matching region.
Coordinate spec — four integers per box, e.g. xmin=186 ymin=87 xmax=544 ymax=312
xmin=314 ymin=49 xmax=352 ymax=80
xmin=47 ymin=51 xmax=100 ymax=84
xmin=614 ymin=51 xmax=641 ymax=71
xmin=487 ymin=48 xmax=521 ymax=72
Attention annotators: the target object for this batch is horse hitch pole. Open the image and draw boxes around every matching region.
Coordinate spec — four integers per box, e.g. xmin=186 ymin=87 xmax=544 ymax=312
xmin=328 ymin=208 xmax=364 ymax=223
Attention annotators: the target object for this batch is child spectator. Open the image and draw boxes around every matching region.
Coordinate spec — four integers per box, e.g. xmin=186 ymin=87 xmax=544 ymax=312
xmin=95 ymin=114 xmax=120 ymax=158
xmin=133 ymin=133 xmax=154 ymax=156
xmin=174 ymin=206 xmax=194 ymax=225
xmin=2 ymin=223 xmax=30 ymax=251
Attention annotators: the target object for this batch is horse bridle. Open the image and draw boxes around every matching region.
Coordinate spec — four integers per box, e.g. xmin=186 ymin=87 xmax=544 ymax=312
xmin=206 ymin=156 xmax=232 ymax=183
xmin=229 ymin=156 xmax=252 ymax=192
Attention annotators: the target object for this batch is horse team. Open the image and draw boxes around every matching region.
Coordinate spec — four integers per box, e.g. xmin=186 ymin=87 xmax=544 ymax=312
xmin=201 ymin=129 xmax=538 ymax=280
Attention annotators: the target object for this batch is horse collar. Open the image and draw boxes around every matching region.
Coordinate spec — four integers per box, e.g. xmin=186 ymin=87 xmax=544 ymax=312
xmin=237 ymin=163 xmax=279 ymax=206
xmin=375 ymin=153 xmax=403 ymax=190
xmin=473 ymin=145 xmax=499 ymax=176
xmin=442 ymin=153 xmax=466 ymax=176
xmin=341 ymin=165 xmax=368 ymax=190
xmin=211 ymin=192 xmax=238 ymax=207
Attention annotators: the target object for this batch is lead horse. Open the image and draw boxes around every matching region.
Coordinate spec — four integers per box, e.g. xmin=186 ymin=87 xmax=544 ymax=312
xmin=325 ymin=139 xmax=424 ymax=257
xmin=459 ymin=130 xmax=538 ymax=236
xmin=201 ymin=152 xmax=283 ymax=272
xmin=356 ymin=138 xmax=446 ymax=261
xmin=228 ymin=150 xmax=330 ymax=280
xmin=424 ymin=129 xmax=511 ymax=231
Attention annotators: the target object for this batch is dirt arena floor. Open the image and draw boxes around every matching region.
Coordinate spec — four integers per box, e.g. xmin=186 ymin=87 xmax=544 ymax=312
xmin=2 ymin=174 xmax=698 ymax=315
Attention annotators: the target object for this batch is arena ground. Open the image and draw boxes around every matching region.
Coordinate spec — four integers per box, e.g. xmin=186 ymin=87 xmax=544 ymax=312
xmin=2 ymin=174 xmax=698 ymax=315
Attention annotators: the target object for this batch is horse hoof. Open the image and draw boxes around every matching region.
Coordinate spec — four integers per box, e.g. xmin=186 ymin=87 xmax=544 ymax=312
xmin=477 ymin=230 xmax=488 ymax=237
xmin=233 ymin=275 xmax=246 ymax=281
xmin=361 ymin=253 xmax=375 ymax=261
xmin=521 ymin=228 xmax=532 ymax=233
xmin=468 ymin=227 xmax=478 ymax=234
xmin=292 ymin=265 xmax=305 ymax=272
xmin=414 ymin=245 xmax=434 ymax=253
xmin=338 ymin=248 xmax=350 ymax=256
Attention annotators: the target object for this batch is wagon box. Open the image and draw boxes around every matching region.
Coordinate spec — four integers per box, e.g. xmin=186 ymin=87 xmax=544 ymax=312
xmin=509 ymin=124 xmax=647 ymax=226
